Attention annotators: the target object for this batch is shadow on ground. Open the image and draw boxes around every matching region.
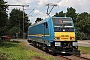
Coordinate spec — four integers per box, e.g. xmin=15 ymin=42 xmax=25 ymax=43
xmin=0 ymin=40 xmax=20 ymax=48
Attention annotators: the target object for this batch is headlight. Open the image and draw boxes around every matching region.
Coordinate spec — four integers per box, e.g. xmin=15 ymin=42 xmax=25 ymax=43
xmin=70 ymin=37 xmax=75 ymax=40
xmin=55 ymin=42 xmax=61 ymax=46
xmin=73 ymin=42 xmax=78 ymax=46
xmin=54 ymin=37 xmax=60 ymax=40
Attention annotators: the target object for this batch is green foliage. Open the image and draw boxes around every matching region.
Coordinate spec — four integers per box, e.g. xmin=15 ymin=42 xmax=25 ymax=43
xmin=8 ymin=8 xmax=31 ymax=37
xmin=76 ymin=31 xmax=88 ymax=40
xmin=0 ymin=52 xmax=8 ymax=60
xmin=54 ymin=11 xmax=65 ymax=17
xmin=0 ymin=0 xmax=8 ymax=36
xmin=9 ymin=9 xmax=24 ymax=30
xmin=78 ymin=46 xmax=90 ymax=54
xmin=0 ymin=40 xmax=58 ymax=60
xmin=66 ymin=7 xmax=77 ymax=22
xmin=75 ymin=12 xmax=90 ymax=40
xmin=8 ymin=26 xmax=22 ymax=36
xmin=35 ymin=18 xmax=43 ymax=23
xmin=76 ymin=12 xmax=89 ymax=22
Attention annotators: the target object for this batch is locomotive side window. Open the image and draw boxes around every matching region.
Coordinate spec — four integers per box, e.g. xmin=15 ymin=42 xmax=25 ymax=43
xmin=43 ymin=22 xmax=48 ymax=28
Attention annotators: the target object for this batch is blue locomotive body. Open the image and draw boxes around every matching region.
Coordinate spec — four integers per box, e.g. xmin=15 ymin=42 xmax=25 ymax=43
xmin=28 ymin=17 xmax=54 ymax=46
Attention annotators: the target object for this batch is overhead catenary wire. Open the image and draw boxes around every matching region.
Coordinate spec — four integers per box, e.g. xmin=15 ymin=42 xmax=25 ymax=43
xmin=31 ymin=8 xmax=46 ymax=17
xmin=27 ymin=9 xmax=34 ymax=16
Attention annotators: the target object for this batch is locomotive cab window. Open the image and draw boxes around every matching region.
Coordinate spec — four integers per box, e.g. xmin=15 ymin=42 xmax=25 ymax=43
xmin=52 ymin=18 xmax=74 ymax=32
xmin=52 ymin=18 xmax=73 ymax=27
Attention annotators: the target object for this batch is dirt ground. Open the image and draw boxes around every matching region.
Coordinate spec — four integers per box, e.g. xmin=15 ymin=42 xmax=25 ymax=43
xmin=30 ymin=56 xmax=46 ymax=60
xmin=81 ymin=54 xmax=90 ymax=59
xmin=78 ymin=40 xmax=90 ymax=44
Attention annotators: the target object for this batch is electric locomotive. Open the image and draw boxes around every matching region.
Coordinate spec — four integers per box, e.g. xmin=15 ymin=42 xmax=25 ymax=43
xmin=27 ymin=17 xmax=80 ymax=55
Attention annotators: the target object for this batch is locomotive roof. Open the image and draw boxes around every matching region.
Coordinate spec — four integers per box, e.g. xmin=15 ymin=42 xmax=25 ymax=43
xmin=52 ymin=17 xmax=72 ymax=20
xmin=29 ymin=17 xmax=72 ymax=28
xmin=29 ymin=17 xmax=49 ymax=28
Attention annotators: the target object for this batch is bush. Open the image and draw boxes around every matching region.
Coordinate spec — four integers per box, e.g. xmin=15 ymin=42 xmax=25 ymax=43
xmin=76 ymin=31 xmax=89 ymax=40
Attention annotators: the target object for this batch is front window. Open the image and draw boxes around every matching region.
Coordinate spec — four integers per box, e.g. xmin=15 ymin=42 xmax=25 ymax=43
xmin=52 ymin=18 xmax=74 ymax=32
xmin=52 ymin=18 xmax=73 ymax=27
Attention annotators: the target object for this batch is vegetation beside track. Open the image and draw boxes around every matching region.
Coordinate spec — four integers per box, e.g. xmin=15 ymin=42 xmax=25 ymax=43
xmin=78 ymin=46 xmax=90 ymax=54
xmin=0 ymin=40 xmax=58 ymax=60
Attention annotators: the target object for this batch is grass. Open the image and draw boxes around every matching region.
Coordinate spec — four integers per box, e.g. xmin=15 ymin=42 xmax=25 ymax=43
xmin=0 ymin=40 xmax=58 ymax=60
xmin=1 ymin=40 xmax=90 ymax=60
xmin=78 ymin=46 xmax=90 ymax=54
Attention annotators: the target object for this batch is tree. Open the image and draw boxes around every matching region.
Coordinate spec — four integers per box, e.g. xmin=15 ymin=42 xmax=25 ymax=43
xmin=66 ymin=7 xmax=77 ymax=22
xmin=54 ymin=7 xmax=77 ymax=22
xmin=75 ymin=12 xmax=90 ymax=39
xmin=76 ymin=12 xmax=89 ymax=22
xmin=54 ymin=11 xmax=65 ymax=17
xmin=8 ymin=26 xmax=22 ymax=38
xmin=8 ymin=8 xmax=31 ymax=37
xmin=35 ymin=18 xmax=43 ymax=23
xmin=0 ymin=0 xmax=8 ymax=36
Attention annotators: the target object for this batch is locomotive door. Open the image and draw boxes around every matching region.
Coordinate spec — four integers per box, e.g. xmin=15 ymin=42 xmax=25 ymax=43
xmin=43 ymin=23 xmax=46 ymax=38
xmin=43 ymin=22 xmax=48 ymax=38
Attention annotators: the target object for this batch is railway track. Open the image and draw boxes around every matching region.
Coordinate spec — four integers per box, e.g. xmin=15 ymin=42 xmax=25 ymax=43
xmin=27 ymin=41 xmax=90 ymax=60
xmin=56 ymin=54 xmax=90 ymax=60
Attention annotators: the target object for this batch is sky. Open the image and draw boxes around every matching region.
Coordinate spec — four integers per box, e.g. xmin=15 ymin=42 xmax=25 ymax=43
xmin=4 ymin=0 xmax=90 ymax=24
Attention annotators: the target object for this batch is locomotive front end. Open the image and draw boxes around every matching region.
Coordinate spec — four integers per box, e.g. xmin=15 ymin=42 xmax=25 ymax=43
xmin=52 ymin=17 xmax=80 ymax=55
